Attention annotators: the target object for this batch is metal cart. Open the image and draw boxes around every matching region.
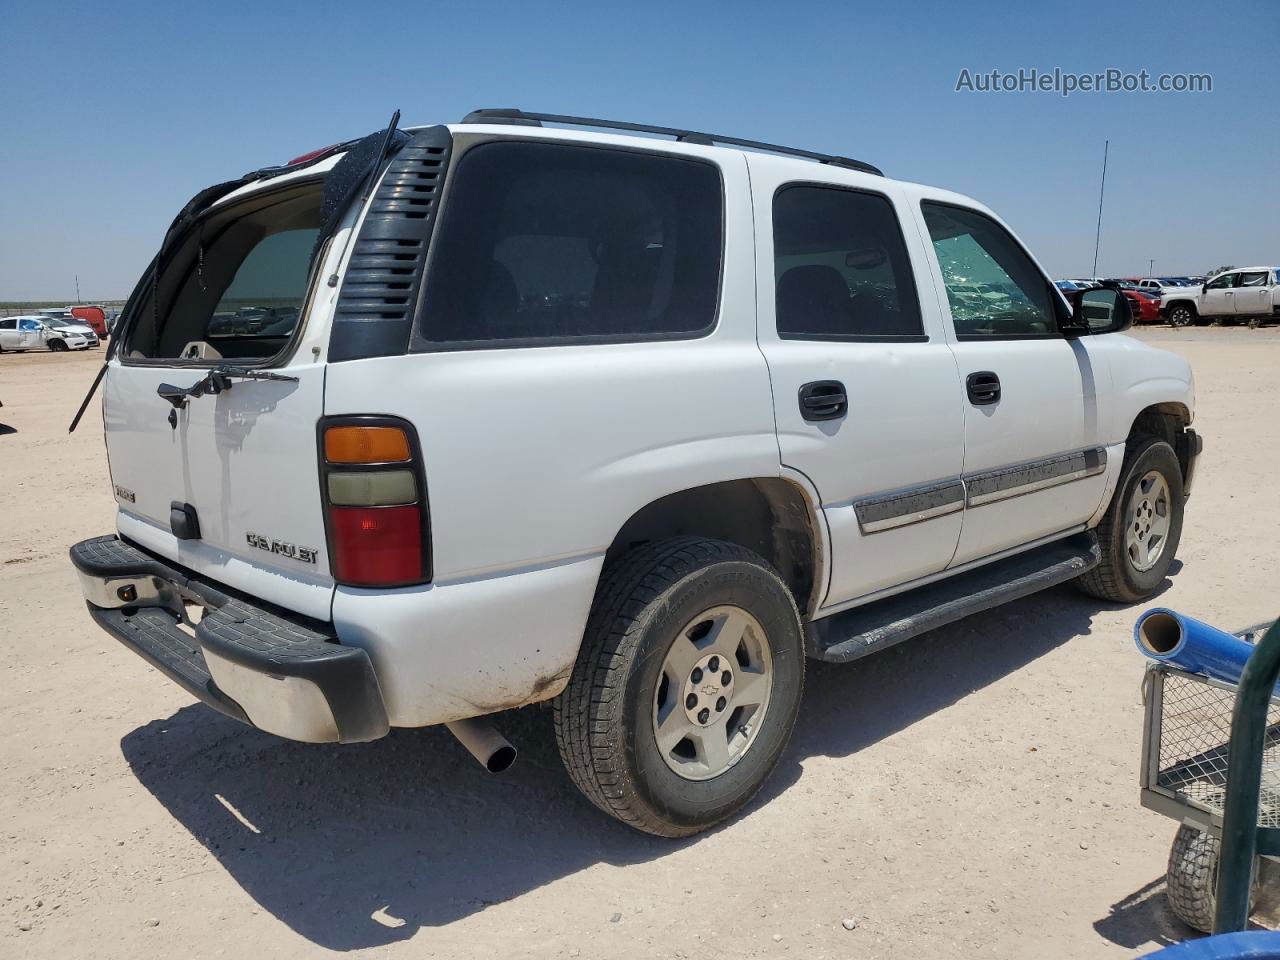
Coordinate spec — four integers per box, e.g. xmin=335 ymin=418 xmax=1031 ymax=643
xmin=1142 ymin=620 xmax=1280 ymax=933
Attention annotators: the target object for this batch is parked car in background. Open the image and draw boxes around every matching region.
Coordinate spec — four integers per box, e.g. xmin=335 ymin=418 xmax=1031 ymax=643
xmin=1161 ymin=268 xmax=1280 ymax=327
xmin=0 ymin=315 xmax=94 ymax=351
xmin=70 ymin=305 xmax=110 ymax=338
xmin=1108 ymin=283 xmax=1163 ymax=325
xmin=1138 ymin=277 xmax=1196 ymax=293
xmin=43 ymin=317 xmax=100 ymax=347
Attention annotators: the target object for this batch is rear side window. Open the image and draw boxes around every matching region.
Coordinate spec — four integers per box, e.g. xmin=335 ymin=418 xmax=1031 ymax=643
xmin=773 ymin=185 xmax=924 ymax=340
xmin=0 ymin=319 xmax=14 ymax=330
xmin=415 ymin=141 xmax=722 ymax=349
xmin=922 ymin=202 xmax=1064 ymax=339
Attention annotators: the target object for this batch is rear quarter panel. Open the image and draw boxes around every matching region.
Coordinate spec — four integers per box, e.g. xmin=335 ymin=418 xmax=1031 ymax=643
xmin=324 ymin=147 xmax=784 ymax=724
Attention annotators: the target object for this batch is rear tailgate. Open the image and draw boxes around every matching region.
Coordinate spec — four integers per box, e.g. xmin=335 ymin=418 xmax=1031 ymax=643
xmin=104 ymin=360 xmax=333 ymax=620
xmin=101 ymin=166 xmax=342 ymax=621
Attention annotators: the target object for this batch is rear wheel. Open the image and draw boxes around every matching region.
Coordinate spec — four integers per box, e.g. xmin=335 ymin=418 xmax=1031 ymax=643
xmin=1077 ymin=436 xmax=1184 ymax=603
xmin=554 ymin=537 xmax=804 ymax=837
xmin=1167 ymin=303 xmax=1196 ymax=327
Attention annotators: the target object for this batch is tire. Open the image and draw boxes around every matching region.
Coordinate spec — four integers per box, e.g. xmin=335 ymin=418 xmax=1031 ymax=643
xmin=48 ymin=339 xmax=67 ymax=352
xmin=1077 ymin=435 xmax=1184 ymax=603
xmin=1167 ymin=303 xmax=1196 ymax=327
xmin=554 ymin=537 xmax=805 ymax=837
xmin=1165 ymin=825 xmax=1258 ymax=933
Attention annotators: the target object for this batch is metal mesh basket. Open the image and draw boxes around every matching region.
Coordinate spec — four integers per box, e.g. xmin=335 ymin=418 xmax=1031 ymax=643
xmin=1145 ymin=664 xmax=1280 ymax=829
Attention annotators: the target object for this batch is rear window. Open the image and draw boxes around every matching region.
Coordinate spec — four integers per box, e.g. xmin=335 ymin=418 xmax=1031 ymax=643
xmin=414 ymin=141 xmax=722 ymax=349
xmin=125 ymin=181 xmax=322 ymax=361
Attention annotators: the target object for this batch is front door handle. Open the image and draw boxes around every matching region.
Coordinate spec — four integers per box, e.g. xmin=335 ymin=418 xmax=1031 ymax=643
xmin=966 ymin=371 xmax=1001 ymax=405
xmin=798 ymin=380 xmax=848 ymax=422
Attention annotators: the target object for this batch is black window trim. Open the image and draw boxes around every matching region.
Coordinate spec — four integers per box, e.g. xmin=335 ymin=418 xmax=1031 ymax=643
xmin=772 ymin=180 xmax=930 ymax=344
xmin=409 ymin=136 xmax=727 ymax=354
xmin=920 ymin=198 xmax=1069 ymax=343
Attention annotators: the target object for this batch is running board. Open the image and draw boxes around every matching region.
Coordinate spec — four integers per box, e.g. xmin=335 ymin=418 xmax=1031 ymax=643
xmin=805 ymin=532 xmax=1100 ymax=663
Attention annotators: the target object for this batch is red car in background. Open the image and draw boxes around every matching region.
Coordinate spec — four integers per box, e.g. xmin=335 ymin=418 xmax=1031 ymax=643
xmin=1111 ymin=282 xmax=1162 ymax=325
xmin=69 ymin=306 xmax=109 ymax=338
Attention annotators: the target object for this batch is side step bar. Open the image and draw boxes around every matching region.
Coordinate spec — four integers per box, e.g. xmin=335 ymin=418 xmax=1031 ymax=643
xmin=805 ymin=532 xmax=1101 ymax=663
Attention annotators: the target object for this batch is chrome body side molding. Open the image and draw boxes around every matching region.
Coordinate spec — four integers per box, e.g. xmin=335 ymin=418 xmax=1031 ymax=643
xmin=853 ymin=448 xmax=1108 ymax=534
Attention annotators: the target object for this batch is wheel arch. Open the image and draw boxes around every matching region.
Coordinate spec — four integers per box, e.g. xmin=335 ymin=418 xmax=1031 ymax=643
xmin=603 ymin=477 xmax=826 ymax=618
xmin=1128 ymin=402 xmax=1194 ymax=485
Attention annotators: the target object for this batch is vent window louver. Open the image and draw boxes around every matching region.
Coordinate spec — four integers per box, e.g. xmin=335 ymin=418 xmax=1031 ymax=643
xmin=328 ymin=126 xmax=453 ymax=362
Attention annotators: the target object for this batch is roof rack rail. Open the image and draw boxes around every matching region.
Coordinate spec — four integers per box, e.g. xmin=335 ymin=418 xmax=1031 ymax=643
xmin=460 ymin=108 xmax=883 ymax=177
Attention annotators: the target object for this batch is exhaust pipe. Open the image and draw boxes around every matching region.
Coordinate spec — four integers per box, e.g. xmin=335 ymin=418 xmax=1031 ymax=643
xmin=1135 ymin=607 xmax=1261 ymax=687
xmin=445 ymin=718 xmax=517 ymax=773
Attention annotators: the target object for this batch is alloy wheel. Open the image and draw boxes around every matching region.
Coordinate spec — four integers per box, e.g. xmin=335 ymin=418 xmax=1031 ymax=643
xmin=652 ymin=605 xmax=773 ymax=781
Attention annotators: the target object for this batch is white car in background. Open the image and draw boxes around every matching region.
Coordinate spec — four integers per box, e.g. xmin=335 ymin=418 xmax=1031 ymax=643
xmin=0 ymin=315 xmax=95 ymax=351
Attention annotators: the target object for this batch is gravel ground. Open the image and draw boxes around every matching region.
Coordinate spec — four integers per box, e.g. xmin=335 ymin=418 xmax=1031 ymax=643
xmin=2 ymin=329 xmax=1278 ymax=959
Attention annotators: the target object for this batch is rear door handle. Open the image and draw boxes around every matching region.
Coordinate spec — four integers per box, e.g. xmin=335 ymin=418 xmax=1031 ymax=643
xmin=966 ymin=371 xmax=1001 ymax=405
xmin=798 ymin=380 xmax=848 ymax=422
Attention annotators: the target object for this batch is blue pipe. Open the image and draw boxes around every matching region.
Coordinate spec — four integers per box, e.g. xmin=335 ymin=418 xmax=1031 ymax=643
xmin=1140 ymin=930 xmax=1280 ymax=958
xmin=1134 ymin=608 xmax=1258 ymax=686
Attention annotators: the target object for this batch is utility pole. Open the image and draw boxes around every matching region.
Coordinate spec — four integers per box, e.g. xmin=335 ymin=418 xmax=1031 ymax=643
xmin=75 ymin=274 xmax=81 ymax=302
xmin=1149 ymin=259 xmax=1154 ymax=276
xmin=1091 ymin=140 xmax=1109 ymax=278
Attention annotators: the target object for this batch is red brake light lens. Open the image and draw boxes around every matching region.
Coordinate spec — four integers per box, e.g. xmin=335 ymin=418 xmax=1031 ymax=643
xmin=330 ymin=505 xmax=423 ymax=586
xmin=288 ymin=144 xmax=340 ymax=166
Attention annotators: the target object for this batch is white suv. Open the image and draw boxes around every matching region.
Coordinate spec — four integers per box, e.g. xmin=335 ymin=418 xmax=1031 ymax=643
xmin=70 ymin=109 xmax=1201 ymax=836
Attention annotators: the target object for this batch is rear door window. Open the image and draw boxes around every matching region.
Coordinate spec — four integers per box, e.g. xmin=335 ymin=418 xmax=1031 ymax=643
xmin=414 ymin=141 xmax=723 ymax=349
xmin=772 ymin=184 xmax=924 ymax=341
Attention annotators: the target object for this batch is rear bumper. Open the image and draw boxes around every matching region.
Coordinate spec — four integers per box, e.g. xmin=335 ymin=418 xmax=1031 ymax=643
xmin=70 ymin=535 xmax=388 ymax=743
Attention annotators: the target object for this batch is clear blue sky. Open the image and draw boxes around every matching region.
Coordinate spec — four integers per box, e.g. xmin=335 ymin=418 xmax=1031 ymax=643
xmin=2 ymin=0 xmax=1275 ymax=300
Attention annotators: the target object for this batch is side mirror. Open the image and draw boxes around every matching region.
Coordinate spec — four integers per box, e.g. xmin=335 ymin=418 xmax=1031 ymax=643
xmin=1067 ymin=287 xmax=1131 ymax=336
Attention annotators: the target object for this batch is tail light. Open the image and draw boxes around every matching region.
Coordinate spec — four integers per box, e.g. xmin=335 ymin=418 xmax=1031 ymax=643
xmin=319 ymin=417 xmax=430 ymax=587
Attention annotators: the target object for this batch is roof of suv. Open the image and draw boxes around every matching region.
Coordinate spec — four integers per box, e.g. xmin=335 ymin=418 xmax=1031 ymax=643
xmin=219 ymin=110 xmax=997 ymax=226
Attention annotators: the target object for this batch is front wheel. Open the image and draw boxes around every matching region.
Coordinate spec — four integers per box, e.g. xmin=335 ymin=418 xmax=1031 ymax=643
xmin=1167 ymin=303 xmax=1196 ymax=327
xmin=1077 ymin=436 xmax=1184 ymax=603
xmin=554 ymin=538 xmax=804 ymax=837
xmin=48 ymin=339 xmax=68 ymax=352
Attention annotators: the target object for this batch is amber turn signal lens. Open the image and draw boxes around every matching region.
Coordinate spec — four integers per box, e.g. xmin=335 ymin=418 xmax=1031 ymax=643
xmin=324 ymin=426 xmax=411 ymax=464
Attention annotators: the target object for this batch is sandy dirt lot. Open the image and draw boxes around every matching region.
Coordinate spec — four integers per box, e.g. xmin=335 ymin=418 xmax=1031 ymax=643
xmin=2 ymin=329 xmax=1278 ymax=959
